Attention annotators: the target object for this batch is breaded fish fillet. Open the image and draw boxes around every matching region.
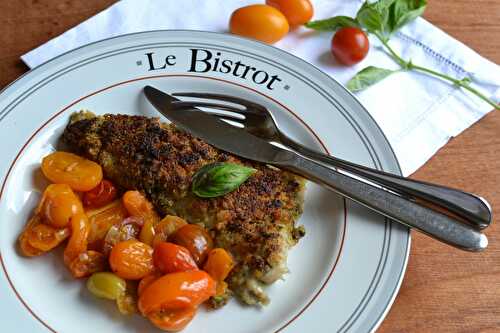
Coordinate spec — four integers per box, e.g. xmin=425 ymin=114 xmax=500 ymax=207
xmin=62 ymin=111 xmax=305 ymax=306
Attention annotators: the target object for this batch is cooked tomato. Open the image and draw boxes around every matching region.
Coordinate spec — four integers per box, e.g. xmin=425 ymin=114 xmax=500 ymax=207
xmin=203 ymin=248 xmax=234 ymax=282
xmin=152 ymin=215 xmax=187 ymax=247
xmin=147 ymin=307 xmax=196 ymax=332
xmin=68 ymin=250 xmax=106 ymax=278
xmin=169 ymin=224 xmax=213 ymax=266
xmin=40 ymin=184 xmax=84 ymax=228
xmin=138 ymin=270 xmax=216 ymax=315
xmin=229 ymin=4 xmax=289 ymax=44
xmin=266 ymin=0 xmax=314 ymax=26
xmin=122 ymin=191 xmax=160 ymax=246
xmin=153 ymin=242 xmax=198 ymax=274
xmin=63 ymin=213 xmax=90 ymax=266
xmin=102 ymin=217 xmax=142 ymax=256
xmin=331 ymin=27 xmax=370 ymax=65
xmin=86 ymin=200 xmax=129 ymax=250
xmin=41 ymin=151 xmax=103 ymax=191
xmin=109 ymin=240 xmax=154 ymax=280
xmin=138 ymin=271 xmax=162 ymax=296
xmin=82 ymin=180 xmax=117 ymax=208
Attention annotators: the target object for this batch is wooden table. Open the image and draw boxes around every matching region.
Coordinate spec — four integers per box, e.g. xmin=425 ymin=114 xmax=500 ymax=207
xmin=1 ymin=1 xmax=499 ymax=332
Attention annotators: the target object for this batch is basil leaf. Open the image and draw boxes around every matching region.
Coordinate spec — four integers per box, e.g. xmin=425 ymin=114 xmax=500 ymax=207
xmin=346 ymin=66 xmax=396 ymax=92
xmin=389 ymin=0 xmax=427 ymax=32
xmin=192 ymin=162 xmax=256 ymax=198
xmin=305 ymin=16 xmax=359 ymax=31
xmin=356 ymin=4 xmax=385 ymax=33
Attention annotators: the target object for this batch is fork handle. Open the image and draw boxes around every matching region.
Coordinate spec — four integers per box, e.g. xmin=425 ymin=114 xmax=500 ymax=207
xmin=282 ymin=155 xmax=487 ymax=251
xmin=280 ymin=136 xmax=492 ymax=229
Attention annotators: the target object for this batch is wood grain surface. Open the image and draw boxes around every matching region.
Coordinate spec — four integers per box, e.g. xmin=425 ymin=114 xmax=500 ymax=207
xmin=1 ymin=1 xmax=499 ymax=332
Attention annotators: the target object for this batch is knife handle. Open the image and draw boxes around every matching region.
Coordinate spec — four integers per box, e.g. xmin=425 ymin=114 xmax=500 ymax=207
xmin=283 ymin=155 xmax=488 ymax=251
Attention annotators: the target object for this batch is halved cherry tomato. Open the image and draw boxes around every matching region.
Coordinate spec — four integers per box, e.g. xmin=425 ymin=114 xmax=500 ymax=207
xmin=153 ymin=242 xmax=198 ymax=274
xmin=203 ymin=248 xmax=235 ymax=282
xmin=19 ymin=214 xmax=44 ymax=257
xmin=138 ymin=270 xmax=216 ymax=315
xmin=123 ymin=191 xmax=160 ymax=246
xmin=82 ymin=180 xmax=117 ymax=208
xmin=86 ymin=200 xmax=129 ymax=250
xmin=64 ymin=213 xmax=90 ymax=266
xmin=169 ymin=224 xmax=213 ymax=266
xmin=152 ymin=215 xmax=187 ymax=247
xmin=266 ymin=0 xmax=314 ymax=26
xmin=27 ymin=223 xmax=70 ymax=252
xmin=102 ymin=217 xmax=142 ymax=256
xmin=41 ymin=151 xmax=103 ymax=191
xmin=331 ymin=27 xmax=369 ymax=65
xmin=40 ymin=184 xmax=84 ymax=228
xmin=138 ymin=271 xmax=162 ymax=296
xmin=68 ymin=250 xmax=106 ymax=278
xmin=147 ymin=307 xmax=196 ymax=332
xmin=109 ymin=240 xmax=154 ymax=280
xmin=229 ymin=5 xmax=289 ymax=44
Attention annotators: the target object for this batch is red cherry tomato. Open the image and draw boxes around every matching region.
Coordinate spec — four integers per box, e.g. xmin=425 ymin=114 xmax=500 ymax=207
xmin=153 ymin=242 xmax=198 ymax=274
xmin=83 ymin=180 xmax=118 ymax=208
xmin=331 ymin=27 xmax=369 ymax=65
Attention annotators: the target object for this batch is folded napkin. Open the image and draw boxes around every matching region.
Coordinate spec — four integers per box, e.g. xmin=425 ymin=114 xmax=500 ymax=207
xmin=21 ymin=0 xmax=500 ymax=176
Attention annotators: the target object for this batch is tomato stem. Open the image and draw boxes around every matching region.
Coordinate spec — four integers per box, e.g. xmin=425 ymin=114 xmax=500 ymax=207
xmin=374 ymin=33 xmax=499 ymax=110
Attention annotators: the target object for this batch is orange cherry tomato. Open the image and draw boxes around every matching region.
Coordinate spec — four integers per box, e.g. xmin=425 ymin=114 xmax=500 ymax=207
xmin=68 ymin=250 xmax=106 ymax=278
xmin=266 ymin=0 xmax=314 ymax=26
xmin=153 ymin=242 xmax=198 ymax=274
xmin=152 ymin=215 xmax=187 ymax=247
xmin=41 ymin=151 xmax=103 ymax=191
xmin=147 ymin=307 xmax=196 ymax=332
xmin=27 ymin=223 xmax=70 ymax=252
xmin=169 ymin=224 xmax=213 ymax=266
xmin=86 ymin=200 xmax=129 ymax=250
xmin=40 ymin=184 xmax=84 ymax=228
xmin=109 ymin=240 xmax=154 ymax=280
xmin=138 ymin=271 xmax=162 ymax=296
xmin=203 ymin=248 xmax=235 ymax=282
xmin=123 ymin=191 xmax=160 ymax=246
xmin=229 ymin=5 xmax=289 ymax=44
xmin=82 ymin=180 xmax=117 ymax=208
xmin=138 ymin=270 xmax=216 ymax=315
xmin=64 ymin=213 xmax=90 ymax=266
xmin=331 ymin=27 xmax=370 ymax=65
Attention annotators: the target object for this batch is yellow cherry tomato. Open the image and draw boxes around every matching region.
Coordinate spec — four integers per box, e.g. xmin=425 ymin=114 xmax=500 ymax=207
xmin=266 ymin=0 xmax=314 ymax=26
xmin=229 ymin=4 xmax=289 ymax=44
xmin=41 ymin=151 xmax=103 ymax=191
xmin=40 ymin=184 xmax=84 ymax=228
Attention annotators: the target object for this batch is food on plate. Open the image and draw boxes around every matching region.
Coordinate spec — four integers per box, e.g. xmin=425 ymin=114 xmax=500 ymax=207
xmin=17 ymin=109 xmax=305 ymax=330
xmin=266 ymin=0 xmax=314 ymax=26
xmin=229 ymin=4 xmax=289 ymax=44
xmin=63 ymin=111 xmax=305 ymax=306
xmin=331 ymin=27 xmax=369 ymax=66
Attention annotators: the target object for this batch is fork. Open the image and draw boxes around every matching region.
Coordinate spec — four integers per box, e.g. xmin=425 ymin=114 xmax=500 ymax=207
xmin=171 ymin=92 xmax=492 ymax=230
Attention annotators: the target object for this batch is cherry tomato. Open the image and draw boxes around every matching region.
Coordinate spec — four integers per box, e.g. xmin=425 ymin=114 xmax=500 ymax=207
xmin=63 ymin=213 xmax=90 ymax=266
xmin=138 ymin=270 xmax=216 ymax=315
xmin=102 ymin=217 xmax=142 ymax=256
xmin=87 ymin=272 xmax=126 ymax=300
xmin=68 ymin=250 xmax=106 ymax=278
xmin=41 ymin=151 xmax=103 ymax=191
xmin=203 ymin=248 xmax=235 ymax=282
xmin=169 ymin=224 xmax=213 ymax=266
xmin=40 ymin=184 xmax=84 ymax=228
xmin=153 ymin=242 xmax=198 ymax=274
xmin=152 ymin=215 xmax=187 ymax=247
xmin=24 ymin=218 xmax=70 ymax=252
xmin=109 ymin=240 xmax=154 ymax=280
xmin=82 ymin=180 xmax=117 ymax=208
xmin=266 ymin=0 xmax=313 ymax=26
xmin=86 ymin=200 xmax=129 ymax=250
xmin=229 ymin=4 xmax=289 ymax=44
xmin=147 ymin=307 xmax=196 ymax=332
xmin=123 ymin=191 xmax=160 ymax=246
xmin=331 ymin=27 xmax=370 ymax=65
xmin=138 ymin=272 xmax=162 ymax=296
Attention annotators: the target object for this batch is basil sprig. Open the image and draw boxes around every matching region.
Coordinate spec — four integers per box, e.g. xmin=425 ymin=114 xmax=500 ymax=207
xmin=192 ymin=162 xmax=256 ymax=198
xmin=305 ymin=0 xmax=499 ymax=109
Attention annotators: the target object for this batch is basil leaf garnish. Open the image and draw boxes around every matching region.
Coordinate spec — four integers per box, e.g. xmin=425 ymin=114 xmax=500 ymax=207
xmin=192 ymin=162 xmax=256 ymax=198
xmin=347 ymin=66 xmax=396 ymax=92
xmin=305 ymin=16 xmax=359 ymax=31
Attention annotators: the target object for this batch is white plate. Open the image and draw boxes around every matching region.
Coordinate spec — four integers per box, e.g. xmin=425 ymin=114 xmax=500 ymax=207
xmin=0 ymin=31 xmax=410 ymax=333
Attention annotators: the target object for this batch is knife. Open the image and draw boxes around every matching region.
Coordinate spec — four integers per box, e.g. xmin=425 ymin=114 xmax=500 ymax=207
xmin=143 ymin=85 xmax=488 ymax=251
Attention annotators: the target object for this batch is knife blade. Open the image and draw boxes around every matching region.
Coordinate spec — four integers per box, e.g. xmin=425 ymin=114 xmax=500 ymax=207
xmin=144 ymin=85 xmax=295 ymax=165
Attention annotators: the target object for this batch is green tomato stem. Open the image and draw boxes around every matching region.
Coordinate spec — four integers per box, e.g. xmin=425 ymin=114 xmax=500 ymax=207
xmin=374 ymin=33 xmax=499 ymax=110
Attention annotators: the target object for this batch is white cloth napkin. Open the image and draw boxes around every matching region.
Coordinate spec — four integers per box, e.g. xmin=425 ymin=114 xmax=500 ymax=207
xmin=21 ymin=0 xmax=500 ymax=176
